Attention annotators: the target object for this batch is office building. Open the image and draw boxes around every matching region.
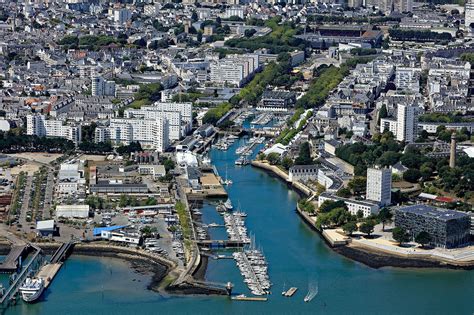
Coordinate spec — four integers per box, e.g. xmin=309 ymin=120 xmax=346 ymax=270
xmin=394 ymin=205 xmax=471 ymax=248
xmin=366 ymin=166 xmax=392 ymax=206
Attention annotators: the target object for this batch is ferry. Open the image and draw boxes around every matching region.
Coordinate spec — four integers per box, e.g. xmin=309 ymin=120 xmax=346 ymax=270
xmin=19 ymin=277 xmax=45 ymax=303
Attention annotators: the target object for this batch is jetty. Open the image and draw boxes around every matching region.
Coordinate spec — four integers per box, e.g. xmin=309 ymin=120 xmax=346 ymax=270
xmin=36 ymin=242 xmax=75 ymax=289
xmin=196 ymin=239 xmax=248 ymax=248
xmin=231 ymin=295 xmax=268 ymax=302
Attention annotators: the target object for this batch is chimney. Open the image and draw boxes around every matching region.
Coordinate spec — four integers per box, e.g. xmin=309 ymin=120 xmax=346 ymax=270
xmin=449 ymin=132 xmax=456 ymax=168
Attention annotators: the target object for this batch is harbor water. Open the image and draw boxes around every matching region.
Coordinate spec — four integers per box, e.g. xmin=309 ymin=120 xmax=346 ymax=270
xmin=6 ymin=138 xmax=474 ymax=315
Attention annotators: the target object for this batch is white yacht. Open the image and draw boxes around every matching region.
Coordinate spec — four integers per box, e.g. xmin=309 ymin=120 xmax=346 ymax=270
xmin=19 ymin=277 xmax=45 ymax=303
xmin=224 ymin=198 xmax=233 ymax=210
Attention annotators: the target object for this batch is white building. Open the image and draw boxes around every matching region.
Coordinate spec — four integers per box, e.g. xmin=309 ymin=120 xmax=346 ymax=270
xmin=113 ymin=8 xmax=131 ymax=25
xmin=96 ymin=117 xmax=169 ymax=152
xmin=396 ymin=104 xmax=417 ymax=143
xmin=366 ymin=167 xmax=392 ymax=206
xmin=124 ymin=102 xmax=193 ymax=140
xmin=26 ymin=114 xmax=81 ymax=144
xmin=318 ymin=193 xmax=380 ymax=218
xmin=210 ymin=54 xmax=258 ymax=87
xmin=92 ymin=75 xmax=116 ymax=97
xmin=56 ymin=204 xmax=90 ymax=218
xmin=138 ymin=165 xmax=166 ymax=180
xmin=289 ymin=165 xmax=318 ymax=182
xmin=466 ymin=0 xmax=474 ymax=28
xmin=101 ymin=230 xmax=141 ymax=245
xmin=395 ymin=67 xmax=420 ymax=91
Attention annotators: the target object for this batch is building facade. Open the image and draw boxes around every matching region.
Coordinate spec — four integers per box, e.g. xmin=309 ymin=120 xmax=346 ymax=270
xmin=394 ymin=205 xmax=471 ymax=248
xmin=366 ymin=166 xmax=392 ymax=206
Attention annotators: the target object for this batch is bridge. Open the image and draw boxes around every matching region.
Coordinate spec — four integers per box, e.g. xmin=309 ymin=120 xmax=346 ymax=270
xmin=0 ymin=245 xmax=30 ymax=273
xmin=196 ymin=240 xmax=249 ymax=248
xmin=50 ymin=241 xmax=74 ymax=264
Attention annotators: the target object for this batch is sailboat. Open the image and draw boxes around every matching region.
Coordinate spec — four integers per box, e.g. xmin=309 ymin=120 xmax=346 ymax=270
xmin=223 ymin=166 xmax=233 ymax=185
xmin=303 ymin=281 xmax=318 ymax=303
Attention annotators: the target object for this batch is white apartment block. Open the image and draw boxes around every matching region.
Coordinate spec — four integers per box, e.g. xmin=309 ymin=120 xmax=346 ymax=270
xmin=96 ymin=117 xmax=169 ymax=152
xmin=210 ymin=54 xmax=258 ymax=87
xmin=395 ymin=67 xmax=420 ymax=91
xmin=26 ymin=114 xmax=81 ymax=144
xmin=366 ymin=167 xmax=392 ymax=206
xmin=92 ymin=75 xmax=116 ymax=97
xmin=125 ymin=108 xmax=182 ymax=140
xmin=396 ymin=104 xmax=417 ymax=143
xmin=113 ymin=8 xmax=132 ymax=25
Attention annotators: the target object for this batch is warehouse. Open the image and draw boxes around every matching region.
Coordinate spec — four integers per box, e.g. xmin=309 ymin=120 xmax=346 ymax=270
xmin=56 ymin=204 xmax=90 ymax=218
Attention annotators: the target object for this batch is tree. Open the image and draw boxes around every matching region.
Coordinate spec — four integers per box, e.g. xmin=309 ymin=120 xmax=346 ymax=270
xmin=403 ymin=168 xmax=421 ymax=183
xmin=378 ymin=208 xmax=392 ymax=231
xmin=342 ymin=221 xmax=357 ymax=236
xmin=348 ymin=176 xmax=367 ymax=195
xmin=281 ymin=157 xmax=294 ymax=170
xmin=415 ymin=231 xmax=431 ymax=248
xmin=294 ymin=142 xmax=312 ymax=165
xmin=378 ymin=104 xmax=387 ymax=124
xmin=392 ymin=227 xmax=410 ymax=246
xmin=267 ymin=152 xmax=280 ymax=165
xmin=359 ymin=220 xmax=375 ymax=237
xmin=319 ymin=200 xmax=346 ymax=213
xmin=191 ymin=11 xmax=198 ymax=22
xmin=163 ymin=158 xmax=175 ymax=172
xmin=336 ymin=187 xmax=351 ymax=198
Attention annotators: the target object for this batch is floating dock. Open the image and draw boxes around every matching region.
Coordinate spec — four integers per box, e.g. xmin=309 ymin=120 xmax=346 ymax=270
xmin=36 ymin=263 xmax=62 ymax=288
xmin=231 ymin=296 xmax=268 ymax=302
xmin=283 ymin=287 xmax=298 ymax=297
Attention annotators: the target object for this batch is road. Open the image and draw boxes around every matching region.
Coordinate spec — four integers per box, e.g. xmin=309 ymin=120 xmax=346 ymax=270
xmin=42 ymin=169 xmax=55 ymax=220
xmin=19 ymin=176 xmax=33 ymax=229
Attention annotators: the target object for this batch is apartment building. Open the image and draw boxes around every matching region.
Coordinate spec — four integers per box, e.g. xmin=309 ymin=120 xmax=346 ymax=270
xmin=26 ymin=114 xmax=81 ymax=144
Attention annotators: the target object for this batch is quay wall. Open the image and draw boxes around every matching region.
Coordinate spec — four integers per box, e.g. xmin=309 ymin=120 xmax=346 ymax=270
xmin=250 ymin=160 xmax=474 ymax=270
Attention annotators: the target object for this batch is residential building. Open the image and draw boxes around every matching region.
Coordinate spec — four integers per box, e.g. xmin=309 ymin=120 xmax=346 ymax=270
xmin=466 ymin=0 xmax=474 ymax=28
xmin=96 ymin=117 xmax=169 ymax=152
xmin=92 ymin=75 xmax=116 ymax=97
xmin=396 ymin=104 xmax=417 ymax=143
xmin=257 ymin=90 xmax=297 ymax=112
xmin=394 ymin=205 xmax=471 ymax=248
xmin=26 ymin=114 xmax=81 ymax=144
xmin=366 ymin=166 xmax=392 ymax=206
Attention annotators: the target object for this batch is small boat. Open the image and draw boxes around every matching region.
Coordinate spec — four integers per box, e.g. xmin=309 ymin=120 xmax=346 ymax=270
xmin=224 ymin=198 xmax=233 ymax=210
xmin=19 ymin=277 xmax=45 ymax=303
xmin=303 ymin=281 xmax=318 ymax=303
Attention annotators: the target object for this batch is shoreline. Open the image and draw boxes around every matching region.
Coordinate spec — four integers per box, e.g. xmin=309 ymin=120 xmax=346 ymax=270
xmin=250 ymin=161 xmax=474 ymax=270
xmin=2 ymin=241 xmax=222 ymax=296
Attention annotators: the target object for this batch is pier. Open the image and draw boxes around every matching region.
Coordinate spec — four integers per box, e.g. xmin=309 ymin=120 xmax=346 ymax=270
xmin=0 ymin=244 xmax=43 ymax=306
xmin=0 ymin=245 xmax=30 ymax=273
xmin=196 ymin=240 xmax=248 ymax=248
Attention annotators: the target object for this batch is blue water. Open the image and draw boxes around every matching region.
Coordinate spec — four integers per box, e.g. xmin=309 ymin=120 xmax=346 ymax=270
xmin=6 ymin=138 xmax=474 ymax=315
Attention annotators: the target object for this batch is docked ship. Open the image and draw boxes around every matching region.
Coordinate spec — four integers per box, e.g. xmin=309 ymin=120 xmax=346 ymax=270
xmin=19 ymin=277 xmax=45 ymax=303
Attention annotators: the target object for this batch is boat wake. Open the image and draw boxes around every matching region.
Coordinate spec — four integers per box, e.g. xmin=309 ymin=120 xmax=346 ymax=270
xmin=303 ymin=281 xmax=318 ymax=303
